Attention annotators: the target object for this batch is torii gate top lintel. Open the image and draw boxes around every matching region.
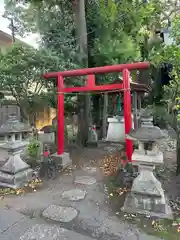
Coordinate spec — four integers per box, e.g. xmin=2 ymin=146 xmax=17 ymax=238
xmin=43 ymin=61 xmax=150 ymax=78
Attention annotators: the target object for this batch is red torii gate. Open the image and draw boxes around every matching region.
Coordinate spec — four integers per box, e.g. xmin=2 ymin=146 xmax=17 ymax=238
xmin=43 ymin=62 xmax=150 ymax=161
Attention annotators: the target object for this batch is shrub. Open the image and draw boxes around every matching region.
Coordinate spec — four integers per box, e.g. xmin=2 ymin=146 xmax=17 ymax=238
xmin=147 ymin=104 xmax=170 ymax=129
xmin=27 ymin=139 xmax=41 ymax=159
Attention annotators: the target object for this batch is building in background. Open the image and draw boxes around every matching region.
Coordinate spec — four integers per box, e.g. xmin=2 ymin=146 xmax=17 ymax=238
xmin=0 ymin=30 xmax=13 ymax=52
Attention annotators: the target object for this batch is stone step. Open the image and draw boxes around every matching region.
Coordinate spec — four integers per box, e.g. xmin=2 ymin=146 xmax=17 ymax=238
xmin=41 ymin=204 xmax=161 ymax=240
xmin=0 ymin=208 xmax=96 ymax=240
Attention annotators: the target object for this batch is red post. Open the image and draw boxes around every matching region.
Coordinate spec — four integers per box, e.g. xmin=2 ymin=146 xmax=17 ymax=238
xmin=123 ymin=68 xmax=133 ymax=161
xmin=57 ymin=74 xmax=64 ymax=155
xmin=87 ymin=74 xmax=95 ymax=88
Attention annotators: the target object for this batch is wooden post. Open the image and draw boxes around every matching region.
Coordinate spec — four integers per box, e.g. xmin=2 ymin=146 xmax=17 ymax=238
xmin=133 ymin=92 xmax=138 ymax=129
xmin=138 ymin=94 xmax=142 ymax=110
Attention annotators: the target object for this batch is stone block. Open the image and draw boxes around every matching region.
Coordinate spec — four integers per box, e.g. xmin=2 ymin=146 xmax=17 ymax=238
xmin=0 ymin=168 xmax=33 ymax=189
xmin=0 ymin=144 xmax=33 ymax=189
xmin=122 ymin=192 xmax=173 ymax=219
xmin=38 ymin=132 xmax=55 ymax=143
xmin=132 ymin=150 xmax=163 ymax=165
xmin=131 ymin=165 xmax=163 ymax=197
xmin=51 ymin=152 xmax=72 ymax=170
xmin=122 ymin=164 xmax=173 ymax=219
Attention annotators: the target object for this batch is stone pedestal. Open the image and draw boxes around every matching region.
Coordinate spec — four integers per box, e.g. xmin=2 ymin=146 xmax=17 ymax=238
xmin=122 ymin=161 xmax=173 ymax=219
xmin=106 ymin=115 xmax=134 ymax=142
xmin=51 ymin=152 xmax=72 ymax=170
xmin=0 ymin=142 xmax=33 ymax=189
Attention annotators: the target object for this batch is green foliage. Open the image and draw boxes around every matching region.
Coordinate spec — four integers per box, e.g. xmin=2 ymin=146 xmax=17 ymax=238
xmin=90 ymin=0 xmax=141 ymax=68
xmin=4 ymin=0 xmax=81 ymax=115
xmin=150 ymin=16 xmax=180 ymax=173
xmin=0 ymin=43 xmax=60 ymax=120
xmin=4 ymin=0 xmax=180 ymax=117
xmin=27 ymin=138 xmax=41 ymax=158
xmin=150 ymin=15 xmax=180 ymax=64
xmin=86 ymin=0 xmax=171 ymax=85
xmin=150 ymin=16 xmax=180 ymax=122
xmin=4 ymin=0 xmax=80 ymax=69
xmin=147 ymin=104 xmax=170 ymax=128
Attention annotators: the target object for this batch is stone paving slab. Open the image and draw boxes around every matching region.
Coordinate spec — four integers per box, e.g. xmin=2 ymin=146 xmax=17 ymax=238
xmin=42 ymin=205 xmax=78 ymax=222
xmin=83 ymin=167 xmax=97 ymax=173
xmin=62 ymin=189 xmax=87 ymax=201
xmin=74 ymin=176 xmax=96 ymax=185
xmin=0 ymin=208 xmax=25 ymax=233
xmin=0 ymin=215 xmax=38 ymax=240
xmin=0 ymin=217 xmax=97 ymax=240
xmin=19 ymin=224 xmax=97 ymax=240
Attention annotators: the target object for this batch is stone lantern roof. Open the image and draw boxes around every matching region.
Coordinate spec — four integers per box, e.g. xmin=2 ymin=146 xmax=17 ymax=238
xmin=0 ymin=115 xmax=31 ymax=135
xmin=127 ymin=112 xmax=165 ymax=142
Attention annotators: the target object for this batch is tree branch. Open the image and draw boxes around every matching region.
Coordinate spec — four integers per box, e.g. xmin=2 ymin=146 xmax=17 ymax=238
xmin=161 ymin=6 xmax=180 ymax=22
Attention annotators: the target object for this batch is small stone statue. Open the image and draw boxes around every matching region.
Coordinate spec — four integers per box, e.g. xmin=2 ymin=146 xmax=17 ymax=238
xmin=39 ymin=144 xmax=56 ymax=179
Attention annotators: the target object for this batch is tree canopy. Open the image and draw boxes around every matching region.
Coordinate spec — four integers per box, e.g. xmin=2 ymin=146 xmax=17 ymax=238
xmin=0 ymin=42 xmax=60 ymax=121
xmin=2 ymin=0 xmax=180 ymax=130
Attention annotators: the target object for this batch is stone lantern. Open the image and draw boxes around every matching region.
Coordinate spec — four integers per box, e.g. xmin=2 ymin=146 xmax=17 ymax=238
xmin=0 ymin=115 xmax=33 ymax=189
xmin=0 ymin=115 xmax=32 ymax=143
xmin=122 ymin=113 xmax=173 ymax=219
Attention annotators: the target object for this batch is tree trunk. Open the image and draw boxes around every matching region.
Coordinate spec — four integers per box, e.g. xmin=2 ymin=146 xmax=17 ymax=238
xmin=20 ymin=107 xmax=28 ymax=122
xmin=176 ymin=132 xmax=180 ymax=175
xmin=171 ymin=112 xmax=180 ymax=176
xmin=73 ymin=0 xmax=90 ymax=146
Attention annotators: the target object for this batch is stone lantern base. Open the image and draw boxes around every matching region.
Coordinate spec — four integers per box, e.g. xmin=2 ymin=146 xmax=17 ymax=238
xmin=0 ymin=142 xmax=33 ymax=189
xmin=122 ymin=163 xmax=173 ymax=219
xmin=122 ymin=193 xmax=173 ymax=219
xmin=0 ymin=168 xmax=33 ymax=189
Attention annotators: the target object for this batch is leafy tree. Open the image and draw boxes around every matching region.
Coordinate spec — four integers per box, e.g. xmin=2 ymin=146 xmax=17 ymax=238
xmin=5 ymin=0 xmax=94 ymax=145
xmin=151 ymin=16 xmax=180 ymax=174
xmin=0 ymin=42 xmax=60 ymax=123
xmin=4 ymin=0 xmax=79 ymax=67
